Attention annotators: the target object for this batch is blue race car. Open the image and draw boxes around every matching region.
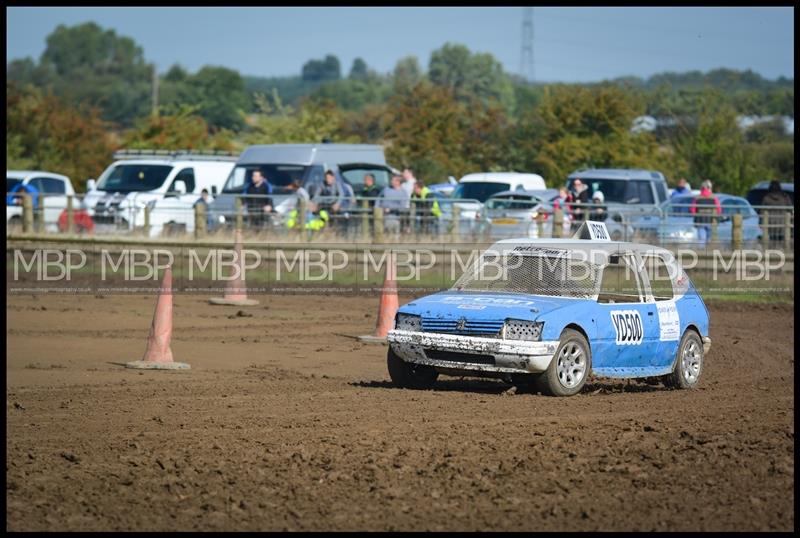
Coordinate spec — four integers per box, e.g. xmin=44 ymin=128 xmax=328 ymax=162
xmin=386 ymin=221 xmax=712 ymax=396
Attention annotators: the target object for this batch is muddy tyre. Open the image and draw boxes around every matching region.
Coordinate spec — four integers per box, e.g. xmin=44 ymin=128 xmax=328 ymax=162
xmin=537 ymin=328 xmax=591 ymax=397
xmin=387 ymin=347 xmax=438 ymax=390
xmin=664 ymin=330 xmax=704 ymax=390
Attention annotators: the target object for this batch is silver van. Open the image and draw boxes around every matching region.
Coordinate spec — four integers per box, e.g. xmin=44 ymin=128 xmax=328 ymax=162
xmin=209 ymin=143 xmax=395 ymax=229
xmin=566 ymin=168 xmax=670 ymax=216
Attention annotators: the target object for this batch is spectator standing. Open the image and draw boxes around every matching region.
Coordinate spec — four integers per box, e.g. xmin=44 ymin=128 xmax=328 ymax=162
xmin=377 ymin=175 xmax=410 ymax=236
xmin=761 ymin=180 xmax=792 ymax=243
xmin=690 ymin=180 xmax=722 ymax=247
xmin=411 ymin=182 xmax=442 ymax=234
xmin=400 ymin=167 xmax=417 ymax=197
xmin=358 ymin=173 xmax=383 ymax=203
xmin=570 ymin=178 xmax=591 ymax=229
xmin=671 ymin=177 xmax=692 ymax=199
xmin=308 ymin=170 xmax=345 ymax=228
xmin=588 ymin=191 xmax=608 ymax=222
xmin=244 ymin=169 xmax=273 ymax=229
xmin=193 ymin=188 xmax=215 ymax=231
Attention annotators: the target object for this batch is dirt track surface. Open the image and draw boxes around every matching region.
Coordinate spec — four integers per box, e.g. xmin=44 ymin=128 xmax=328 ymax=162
xmin=6 ymin=292 xmax=795 ymax=531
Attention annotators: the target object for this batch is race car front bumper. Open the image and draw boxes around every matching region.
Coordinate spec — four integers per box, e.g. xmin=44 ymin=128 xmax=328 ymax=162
xmin=387 ymin=329 xmax=559 ymax=374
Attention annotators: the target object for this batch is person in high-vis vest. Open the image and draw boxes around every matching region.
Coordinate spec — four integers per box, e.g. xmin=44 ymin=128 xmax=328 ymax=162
xmin=411 ymin=182 xmax=442 ymax=234
xmin=286 ymin=207 xmax=329 ymax=231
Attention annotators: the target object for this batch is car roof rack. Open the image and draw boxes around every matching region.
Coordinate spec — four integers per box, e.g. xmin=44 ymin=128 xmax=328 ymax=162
xmin=113 ymin=149 xmax=239 ymax=162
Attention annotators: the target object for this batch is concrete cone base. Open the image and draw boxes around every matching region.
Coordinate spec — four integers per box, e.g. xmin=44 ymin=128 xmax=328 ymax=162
xmin=357 ymin=335 xmax=388 ymax=345
xmin=208 ymin=298 xmax=260 ymax=306
xmin=125 ymin=360 xmax=191 ymax=370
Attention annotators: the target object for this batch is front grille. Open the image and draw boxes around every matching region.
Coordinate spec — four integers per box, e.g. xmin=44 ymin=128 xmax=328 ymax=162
xmin=424 ymin=349 xmax=495 ymax=365
xmin=421 ymin=318 xmax=503 ymax=336
xmin=92 ymin=215 xmax=117 ymax=225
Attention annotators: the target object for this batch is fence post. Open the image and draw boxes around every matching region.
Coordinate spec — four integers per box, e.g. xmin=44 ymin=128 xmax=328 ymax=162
xmin=784 ymin=211 xmax=792 ymax=251
xmin=66 ymin=195 xmax=75 ymax=234
xmin=235 ymin=197 xmax=244 ymax=231
xmin=536 ymin=212 xmax=545 ymax=239
xmin=553 ymin=208 xmax=564 ymax=238
xmin=761 ymin=212 xmax=770 ymax=250
xmin=297 ymin=198 xmax=307 ymax=240
xmin=451 ymin=204 xmax=461 ymax=244
xmin=36 ymin=193 xmax=45 ymax=233
xmin=710 ymin=216 xmax=719 ymax=245
xmin=195 ymin=202 xmax=206 ymax=239
xmin=732 ymin=214 xmax=743 ymax=250
xmin=361 ymin=199 xmax=370 ymax=242
xmin=143 ymin=205 xmax=151 ymax=237
xmin=373 ymin=206 xmax=384 ymax=243
xmin=22 ymin=194 xmax=33 ymax=233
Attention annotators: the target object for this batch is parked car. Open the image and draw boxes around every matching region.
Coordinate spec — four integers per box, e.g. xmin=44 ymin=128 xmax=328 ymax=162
xmin=480 ymin=188 xmax=635 ymax=241
xmin=7 ymin=170 xmax=77 ymax=232
xmin=746 ymin=181 xmax=794 ymax=207
xmin=427 ymin=176 xmax=458 ymax=197
xmin=208 ymin=143 xmax=395 ymax=231
xmin=630 ymin=194 xmax=762 ymax=245
xmin=83 ymin=150 xmax=236 ymax=237
xmin=451 ymin=172 xmax=547 ymax=238
xmin=386 ymin=221 xmax=711 ymax=396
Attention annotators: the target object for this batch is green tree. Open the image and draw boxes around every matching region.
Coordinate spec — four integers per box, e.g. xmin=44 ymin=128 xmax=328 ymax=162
xmin=675 ymin=97 xmax=748 ymax=194
xmin=6 ymin=83 xmax=117 ymax=191
xmin=35 ymin=22 xmax=153 ymax=126
xmin=301 ymin=54 xmax=341 ymax=82
xmin=191 ymin=66 xmax=248 ymax=131
xmin=243 ymin=91 xmax=355 ymax=145
xmin=428 ymin=43 xmax=515 ymax=111
xmin=392 ymin=56 xmax=423 ymax=93
xmin=349 ymin=58 xmax=368 ymax=80
xmin=517 ymin=84 xmax=672 ymax=183
xmin=122 ymin=105 xmax=234 ymax=151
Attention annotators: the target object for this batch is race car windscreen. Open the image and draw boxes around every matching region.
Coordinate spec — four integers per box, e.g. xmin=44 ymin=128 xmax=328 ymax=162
xmin=95 ymin=164 xmax=174 ymax=193
xmin=222 ymin=164 xmax=311 ymax=194
xmin=452 ymin=182 xmax=511 ymax=203
xmin=452 ymin=253 xmax=600 ymax=299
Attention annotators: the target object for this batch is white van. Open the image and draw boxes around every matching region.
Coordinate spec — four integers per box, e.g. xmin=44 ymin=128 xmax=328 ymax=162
xmin=451 ymin=172 xmax=547 ymax=235
xmin=83 ymin=150 xmax=236 ymax=236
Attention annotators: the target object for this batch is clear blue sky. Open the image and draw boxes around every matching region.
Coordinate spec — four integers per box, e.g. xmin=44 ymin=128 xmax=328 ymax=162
xmin=6 ymin=7 xmax=795 ymax=82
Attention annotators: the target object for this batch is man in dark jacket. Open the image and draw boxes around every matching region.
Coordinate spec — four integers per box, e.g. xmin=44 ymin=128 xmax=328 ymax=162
xmin=761 ymin=180 xmax=792 ymax=243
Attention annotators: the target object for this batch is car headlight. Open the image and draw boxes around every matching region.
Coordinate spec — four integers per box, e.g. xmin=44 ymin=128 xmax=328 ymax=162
xmin=218 ymin=215 xmax=226 ymax=224
xmin=503 ymin=319 xmax=543 ymax=341
xmin=395 ymin=313 xmax=422 ymax=331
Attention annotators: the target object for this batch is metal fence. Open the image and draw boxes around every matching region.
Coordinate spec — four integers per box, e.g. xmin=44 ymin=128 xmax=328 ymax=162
xmin=5 ymin=191 xmax=795 ymax=251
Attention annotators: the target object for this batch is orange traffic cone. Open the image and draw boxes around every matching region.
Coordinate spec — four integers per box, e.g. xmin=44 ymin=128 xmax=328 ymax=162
xmin=358 ymin=252 xmax=399 ymax=344
xmin=126 ymin=266 xmax=190 ymax=370
xmin=209 ymin=229 xmax=259 ymax=306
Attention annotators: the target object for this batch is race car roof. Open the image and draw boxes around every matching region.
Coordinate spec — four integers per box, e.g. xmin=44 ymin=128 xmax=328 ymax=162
xmin=487 ymin=237 xmax=674 ymax=262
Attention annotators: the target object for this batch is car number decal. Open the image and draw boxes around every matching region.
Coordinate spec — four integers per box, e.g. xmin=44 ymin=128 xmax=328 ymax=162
xmin=610 ymin=310 xmax=643 ymax=345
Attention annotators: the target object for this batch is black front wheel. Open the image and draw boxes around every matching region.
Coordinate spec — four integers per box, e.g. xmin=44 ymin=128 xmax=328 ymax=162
xmin=387 ymin=348 xmax=438 ymax=390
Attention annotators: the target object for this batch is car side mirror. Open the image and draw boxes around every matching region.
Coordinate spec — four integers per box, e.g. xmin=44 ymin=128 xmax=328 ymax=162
xmin=86 ymin=179 xmax=96 ymax=192
xmin=172 ymin=180 xmax=187 ymax=195
xmin=211 ymin=185 xmax=218 ymax=195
